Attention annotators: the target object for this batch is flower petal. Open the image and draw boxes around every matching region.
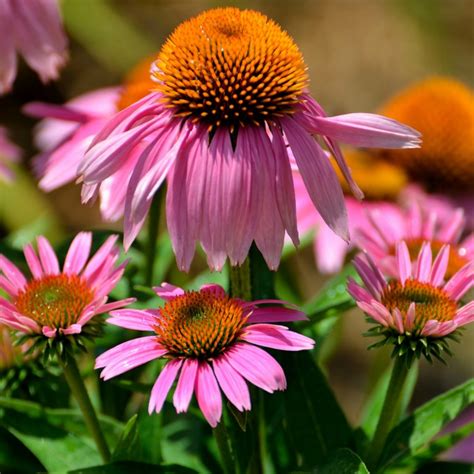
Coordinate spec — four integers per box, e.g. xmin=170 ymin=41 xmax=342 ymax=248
xmin=37 ymin=236 xmax=60 ymax=275
xmin=173 ymin=358 xmax=198 ymax=413
xmin=195 ymin=362 xmax=222 ymax=428
xmin=149 ymin=359 xmax=183 ymax=414
xmin=63 ymin=232 xmax=92 ymax=275
xmin=242 ymin=324 xmax=314 ymax=351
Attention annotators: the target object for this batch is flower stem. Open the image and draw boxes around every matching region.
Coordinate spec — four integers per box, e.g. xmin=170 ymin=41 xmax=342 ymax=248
xmin=366 ymin=356 xmax=410 ymax=470
xmin=213 ymin=419 xmax=236 ymax=474
xmin=229 ymin=257 xmax=251 ymax=300
xmin=145 ymin=187 xmax=165 ymax=286
xmin=60 ymin=354 xmax=111 ymax=463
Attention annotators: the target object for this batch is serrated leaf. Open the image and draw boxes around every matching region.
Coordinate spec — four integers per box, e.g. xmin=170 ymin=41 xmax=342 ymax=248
xmin=283 ymin=351 xmax=353 ymax=467
xmin=378 ymin=379 xmax=474 ymax=471
xmin=317 ymin=448 xmax=369 ymax=474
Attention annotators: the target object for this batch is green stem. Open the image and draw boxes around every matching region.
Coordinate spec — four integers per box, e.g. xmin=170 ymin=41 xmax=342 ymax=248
xmin=145 ymin=187 xmax=165 ymax=286
xmin=366 ymin=356 xmax=410 ymax=470
xmin=60 ymin=355 xmax=111 ymax=463
xmin=213 ymin=420 xmax=236 ymax=474
xmin=229 ymin=258 xmax=252 ymax=300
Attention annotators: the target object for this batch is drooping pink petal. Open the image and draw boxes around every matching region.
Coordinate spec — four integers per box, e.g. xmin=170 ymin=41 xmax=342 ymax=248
xmin=226 ymin=343 xmax=286 ymax=393
xmin=149 ymin=359 xmax=183 ymax=414
xmin=173 ymin=358 xmax=199 ymax=413
xmin=195 ymin=362 xmax=222 ymax=428
xmin=213 ymin=355 xmax=251 ymax=412
xmin=106 ymin=308 xmax=156 ymax=331
xmin=242 ymin=324 xmax=314 ymax=351
xmin=455 ymin=301 xmax=474 ymax=326
xmin=282 ymin=117 xmax=348 ymax=241
xmin=63 ymin=232 xmax=92 ymax=275
xmin=307 ymin=113 xmax=421 ymax=148
xmin=37 ymin=236 xmax=60 ymax=275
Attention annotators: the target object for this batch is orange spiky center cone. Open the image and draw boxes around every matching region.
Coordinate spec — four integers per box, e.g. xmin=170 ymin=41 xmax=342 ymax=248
xmin=378 ymin=77 xmax=474 ymax=192
xmin=381 ymin=279 xmax=457 ymax=331
xmin=152 ymin=7 xmax=308 ymax=131
xmin=15 ymin=275 xmax=94 ymax=329
xmin=154 ymin=290 xmax=247 ymax=358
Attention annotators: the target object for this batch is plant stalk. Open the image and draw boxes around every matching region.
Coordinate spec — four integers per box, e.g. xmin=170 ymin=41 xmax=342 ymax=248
xmin=60 ymin=354 xmax=111 ymax=463
xmin=145 ymin=187 xmax=165 ymax=286
xmin=213 ymin=419 xmax=236 ymax=474
xmin=366 ymin=356 xmax=410 ymax=470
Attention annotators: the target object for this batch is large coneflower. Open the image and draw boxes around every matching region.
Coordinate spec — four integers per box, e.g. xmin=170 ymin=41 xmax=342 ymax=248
xmin=0 ymin=0 xmax=68 ymax=95
xmin=79 ymin=7 xmax=420 ymax=271
xmin=96 ymin=283 xmax=313 ymax=427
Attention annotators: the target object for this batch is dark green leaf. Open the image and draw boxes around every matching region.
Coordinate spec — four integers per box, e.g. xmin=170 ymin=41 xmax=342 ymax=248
xmin=378 ymin=379 xmax=474 ymax=471
xmin=302 ymin=264 xmax=358 ymax=324
xmin=317 ymin=448 xmax=369 ymax=474
xmin=283 ymin=351 xmax=353 ymax=467
xmin=68 ymin=461 xmax=198 ymax=474
xmin=112 ymin=415 xmax=140 ymax=462
xmin=415 ymin=461 xmax=474 ymax=474
xmin=0 ymin=397 xmax=123 ymax=472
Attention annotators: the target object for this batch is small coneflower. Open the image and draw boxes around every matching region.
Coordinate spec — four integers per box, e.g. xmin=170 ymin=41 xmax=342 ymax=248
xmin=96 ymin=283 xmax=313 ymax=427
xmin=0 ymin=126 xmax=21 ymax=182
xmin=379 ymin=77 xmax=474 ymax=193
xmin=357 ymin=202 xmax=474 ymax=279
xmin=79 ymin=7 xmax=420 ymax=271
xmin=0 ymin=232 xmax=133 ymax=357
xmin=23 ymin=55 xmax=156 ymax=222
xmin=0 ymin=0 xmax=68 ymax=95
xmin=348 ymin=241 xmax=473 ymax=365
xmin=293 ymin=149 xmax=407 ymax=273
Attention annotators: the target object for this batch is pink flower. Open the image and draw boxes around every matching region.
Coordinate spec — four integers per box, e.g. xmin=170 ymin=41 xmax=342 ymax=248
xmin=96 ymin=283 xmax=314 ymax=427
xmin=79 ymin=7 xmax=420 ymax=271
xmin=0 ymin=126 xmax=21 ymax=182
xmin=348 ymin=241 xmax=473 ymax=361
xmin=0 ymin=233 xmax=133 ymax=339
xmin=0 ymin=0 xmax=68 ymax=95
xmin=357 ymin=201 xmax=474 ymax=279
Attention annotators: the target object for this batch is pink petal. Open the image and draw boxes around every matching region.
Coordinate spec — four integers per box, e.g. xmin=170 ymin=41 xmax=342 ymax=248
xmin=242 ymin=324 xmax=314 ymax=351
xmin=195 ymin=362 xmax=222 ymax=427
xmin=444 ymin=262 xmax=474 ymax=301
xmin=246 ymin=307 xmax=307 ymax=324
xmin=353 ymin=255 xmax=384 ymax=298
xmin=200 ymin=284 xmax=226 ymax=297
xmin=148 ymin=359 xmax=183 ymax=414
xmin=405 ymin=303 xmax=416 ymax=332
xmin=0 ymin=255 xmax=27 ymax=291
xmin=42 ymin=326 xmax=57 ymax=338
xmin=414 ymin=241 xmax=432 ymax=283
xmin=213 ymin=355 xmax=251 ymax=412
xmin=107 ymin=308 xmax=156 ymax=331
xmin=37 ymin=236 xmax=60 ymax=275
xmin=347 ymin=278 xmax=373 ymax=304
xmin=396 ymin=241 xmax=412 ymax=285
xmin=430 ymin=245 xmax=450 ymax=286
xmin=82 ymin=235 xmax=118 ymax=280
xmin=455 ymin=301 xmax=474 ymax=326
xmin=23 ymin=244 xmax=43 ymax=279
xmin=153 ymin=283 xmax=185 ymax=301
xmin=315 ymin=223 xmax=349 ymax=274
xmin=226 ymin=343 xmax=286 ymax=393
xmin=173 ymin=358 xmax=198 ymax=413
xmin=63 ymin=232 xmax=92 ymax=275
xmin=421 ymin=320 xmax=441 ymax=337
xmin=95 ymin=297 xmax=135 ymax=315
xmin=0 ymin=276 xmax=18 ymax=296
xmin=0 ymin=0 xmax=16 ymax=95
xmin=308 ymin=113 xmax=421 ymax=148
xmin=282 ymin=117 xmax=348 ymax=241
xmin=61 ymin=323 xmax=82 ymax=335
xmin=392 ymin=309 xmax=405 ymax=333
xmin=23 ymin=102 xmax=89 ymax=123
xmin=357 ymin=301 xmax=391 ymax=327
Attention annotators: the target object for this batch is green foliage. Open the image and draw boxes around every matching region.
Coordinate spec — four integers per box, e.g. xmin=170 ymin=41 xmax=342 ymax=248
xmin=68 ymin=461 xmax=198 ymax=473
xmin=317 ymin=448 xmax=369 ymax=474
xmin=377 ymin=379 xmax=474 ymax=472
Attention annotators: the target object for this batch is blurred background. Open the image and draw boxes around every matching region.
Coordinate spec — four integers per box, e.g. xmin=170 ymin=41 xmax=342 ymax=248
xmin=0 ymin=0 xmax=473 ymax=424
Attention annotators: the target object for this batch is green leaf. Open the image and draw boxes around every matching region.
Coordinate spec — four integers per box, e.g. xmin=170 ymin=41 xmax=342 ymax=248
xmin=68 ymin=461 xmax=198 ymax=473
xmin=283 ymin=351 xmax=353 ymax=467
xmin=0 ymin=397 xmax=123 ymax=472
xmin=378 ymin=379 xmax=474 ymax=471
xmin=317 ymin=448 xmax=369 ymax=474
xmin=112 ymin=415 xmax=140 ymax=462
xmin=302 ymin=264 xmax=358 ymax=324
xmin=0 ymin=426 xmax=44 ymax=473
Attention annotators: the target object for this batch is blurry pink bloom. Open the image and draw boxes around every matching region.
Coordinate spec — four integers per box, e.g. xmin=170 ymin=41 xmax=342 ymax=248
xmin=23 ymin=88 xmax=135 ymax=222
xmin=348 ymin=241 xmax=474 ymax=339
xmin=0 ymin=0 xmax=68 ymax=95
xmin=293 ymin=171 xmax=401 ymax=274
xmin=96 ymin=283 xmax=313 ymax=427
xmin=0 ymin=126 xmax=21 ymax=182
xmin=357 ymin=201 xmax=474 ymax=279
xmin=79 ymin=8 xmax=420 ymax=271
xmin=0 ymin=233 xmax=133 ymax=338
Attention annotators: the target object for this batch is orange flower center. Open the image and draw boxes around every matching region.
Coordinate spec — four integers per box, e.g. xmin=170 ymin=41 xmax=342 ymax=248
xmin=152 ymin=7 xmax=308 ymax=131
xmin=15 ymin=275 xmax=94 ymax=329
xmin=154 ymin=290 xmax=247 ymax=358
xmin=389 ymin=238 xmax=468 ymax=279
xmin=381 ymin=279 xmax=457 ymax=331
